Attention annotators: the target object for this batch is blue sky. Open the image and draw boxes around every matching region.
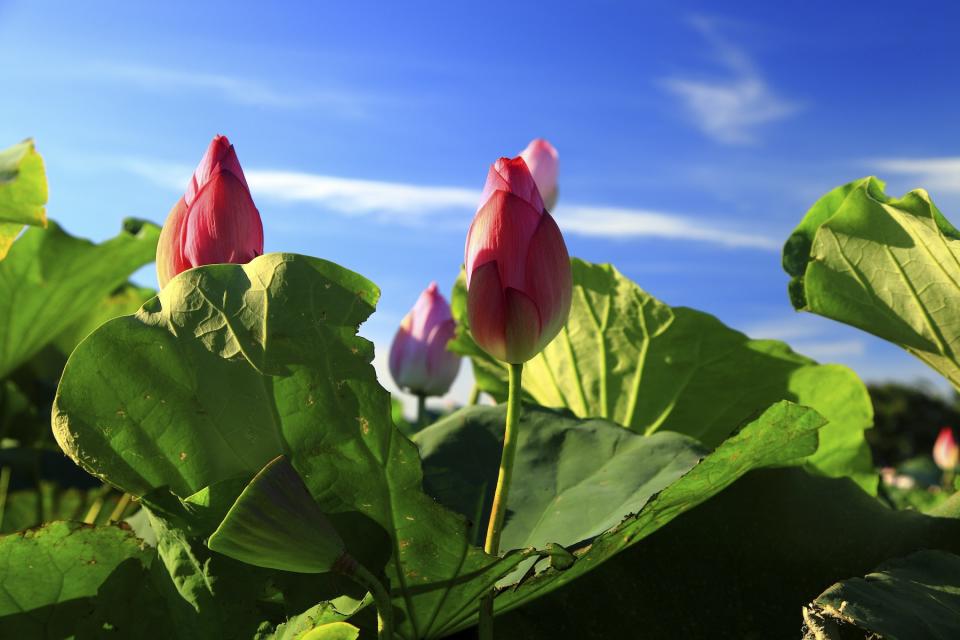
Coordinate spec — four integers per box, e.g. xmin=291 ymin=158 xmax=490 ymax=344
xmin=3 ymin=0 xmax=960 ymax=408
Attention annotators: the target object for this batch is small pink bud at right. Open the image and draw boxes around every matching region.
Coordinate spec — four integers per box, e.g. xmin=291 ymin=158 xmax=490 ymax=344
xmin=389 ymin=283 xmax=461 ymax=397
xmin=934 ymin=427 xmax=959 ymax=471
xmin=519 ymin=138 xmax=559 ymax=211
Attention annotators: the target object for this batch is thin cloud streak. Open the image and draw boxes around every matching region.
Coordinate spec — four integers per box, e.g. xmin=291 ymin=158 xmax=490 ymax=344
xmin=250 ymin=170 xmax=479 ymax=216
xmin=792 ymin=339 xmax=866 ymax=360
xmin=662 ymin=15 xmax=801 ymax=145
xmin=871 ymin=157 xmax=960 ymax=193
xmin=556 ymin=206 xmax=778 ymax=249
xmin=82 ymin=62 xmax=379 ymax=115
xmin=122 ymin=158 xmax=777 ymax=250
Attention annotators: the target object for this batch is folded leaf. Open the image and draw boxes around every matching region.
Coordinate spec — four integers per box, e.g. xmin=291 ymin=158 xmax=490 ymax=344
xmin=415 ymin=405 xmax=706 ymax=551
xmin=208 ymin=456 xmax=347 ymax=573
xmin=0 ymin=139 xmax=47 ymax=260
xmin=784 ymin=177 xmax=960 ymax=392
xmin=805 ymin=550 xmax=960 ymax=640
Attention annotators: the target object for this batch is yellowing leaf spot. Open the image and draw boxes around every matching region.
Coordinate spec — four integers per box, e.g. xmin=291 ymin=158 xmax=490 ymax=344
xmin=179 ymin=452 xmax=187 ymax=461
xmin=357 ymin=417 xmax=370 ymax=435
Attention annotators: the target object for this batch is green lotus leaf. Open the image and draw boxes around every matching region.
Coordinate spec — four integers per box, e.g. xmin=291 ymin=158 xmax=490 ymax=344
xmin=785 ymin=177 xmax=960 ymax=393
xmin=0 ymin=219 xmax=159 ymax=379
xmin=0 ymin=138 xmax=47 ymax=260
xmin=451 ymin=258 xmax=875 ymax=491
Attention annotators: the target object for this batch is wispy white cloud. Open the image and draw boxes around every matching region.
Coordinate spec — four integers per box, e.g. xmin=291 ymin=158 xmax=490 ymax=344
xmin=790 ymin=339 xmax=867 ymax=360
xmin=556 ymin=205 xmax=778 ymax=249
xmin=743 ymin=315 xmax=867 ymax=362
xmin=81 ymin=62 xmax=378 ymax=115
xmin=742 ymin=317 xmax=828 ymax=342
xmin=121 ymin=158 xmax=777 ymax=249
xmin=662 ymin=15 xmax=802 ymax=145
xmin=122 ymin=160 xmax=478 ymax=221
xmin=870 ymin=157 xmax=960 ymax=193
xmin=249 ymin=170 xmax=479 ymax=217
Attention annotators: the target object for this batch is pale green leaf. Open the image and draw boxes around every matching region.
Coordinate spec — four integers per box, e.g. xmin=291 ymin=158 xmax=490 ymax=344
xmin=0 ymin=219 xmax=160 ymax=379
xmin=0 ymin=139 xmax=47 ymax=260
xmin=785 ymin=177 xmax=960 ymax=392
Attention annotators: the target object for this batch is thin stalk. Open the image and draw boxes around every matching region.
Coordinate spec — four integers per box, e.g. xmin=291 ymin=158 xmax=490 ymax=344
xmin=478 ymin=362 xmax=523 ymax=639
xmin=346 ymin=559 xmax=394 ymax=640
xmin=467 ymin=385 xmax=481 ymax=406
xmin=416 ymin=394 xmax=427 ymax=429
xmin=108 ymin=492 xmax=132 ymax=522
xmin=83 ymin=498 xmax=105 ymax=525
xmin=32 ymin=454 xmax=43 ymax=526
xmin=944 ymin=469 xmax=956 ymax=493
xmin=0 ymin=466 xmax=10 ymax=530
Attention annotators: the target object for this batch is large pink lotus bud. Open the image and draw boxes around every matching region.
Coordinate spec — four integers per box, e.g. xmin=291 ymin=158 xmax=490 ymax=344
xmin=518 ymin=138 xmax=559 ymax=211
xmin=464 ymin=156 xmax=572 ymax=364
xmin=156 ymin=135 xmax=264 ymax=287
xmin=389 ymin=282 xmax=461 ymax=397
xmin=934 ymin=427 xmax=959 ymax=471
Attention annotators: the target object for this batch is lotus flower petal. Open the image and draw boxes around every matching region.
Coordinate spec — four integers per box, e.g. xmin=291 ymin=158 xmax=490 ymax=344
xmin=934 ymin=427 xmax=959 ymax=470
xmin=479 ymin=156 xmax=544 ymax=214
xmin=524 ymin=212 xmax=572 ymax=348
xmin=181 ymin=171 xmax=263 ymax=268
xmin=465 ymin=190 xmax=542 ymax=291
xmin=156 ymin=197 xmax=188 ymax=288
xmin=156 ymin=135 xmax=264 ymax=288
xmin=519 ymin=138 xmax=559 ymax=211
xmin=503 ymin=286 xmax=543 ymax=363
xmin=389 ymin=282 xmax=461 ymax=396
xmin=424 ymin=318 xmax=460 ymax=396
xmin=467 ymin=261 xmax=509 ymax=362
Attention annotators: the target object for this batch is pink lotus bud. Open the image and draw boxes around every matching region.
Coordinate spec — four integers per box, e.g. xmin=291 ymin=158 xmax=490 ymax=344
xmin=518 ymin=138 xmax=559 ymax=211
xmin=156 ymin=135 xmax=264 ymax=287
xmin=464 ymin=156 xmax=572 ymax=364
xmin=389 ymin=282 xmax=461 ymax=397
xmin=933 ymin=427 xmax=959 ymax=471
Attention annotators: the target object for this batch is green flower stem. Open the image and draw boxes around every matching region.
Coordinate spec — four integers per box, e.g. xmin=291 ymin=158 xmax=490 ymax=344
xmin=0 ymin=466 xmax=10 ymax=530
xmin=467 ymin=384 xmax=481 ymax=406
xmin=416 ymin=394 xmax=427 ymax=429
xmin=944 ymin=469 xmax=956 ymax=493
xmin=345 ymin=558 xmax=394 ymax=640
xmin=108 ymin=492 xmax=132 ymax=522
xmin=479 ymin=362 xmax=523 ymax=639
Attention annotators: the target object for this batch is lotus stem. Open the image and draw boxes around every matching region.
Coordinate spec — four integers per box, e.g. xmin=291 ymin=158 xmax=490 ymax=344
xmin=0 ymin=466 xmax=10 ymax=530
xmin=344 ymin=558 xmax=394 ymax=640
xmin=108 ymin=492 xmax=132 ymax=522
xmin=416 ymin=394 xmax=427 ymax=429
xmin=479 ymin=362 xmax=523 ymax=639
xmin=83 ymin=497 xmax=105 ymax=525
xmin=468 ymin=384 xmax=481 ymax=406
